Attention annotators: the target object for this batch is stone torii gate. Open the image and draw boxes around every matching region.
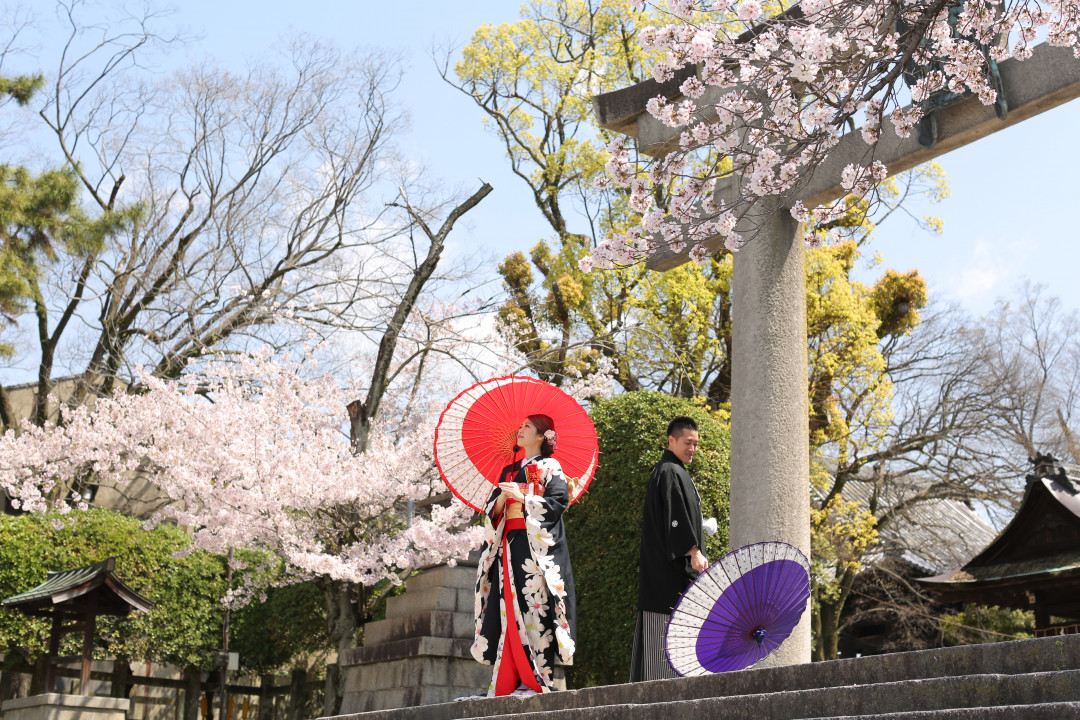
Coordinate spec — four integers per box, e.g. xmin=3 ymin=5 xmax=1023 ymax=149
xmin=594 ymin=41 xmax=1080 ymax=667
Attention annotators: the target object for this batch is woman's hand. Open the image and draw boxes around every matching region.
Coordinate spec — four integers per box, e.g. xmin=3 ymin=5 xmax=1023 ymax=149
xmin=498 ymin=482 xmax=525 ymax=503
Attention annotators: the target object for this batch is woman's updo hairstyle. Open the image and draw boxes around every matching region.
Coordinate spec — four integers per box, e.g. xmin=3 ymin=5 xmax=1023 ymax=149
xmin=527 ymin=413 xmax=557 ymax=458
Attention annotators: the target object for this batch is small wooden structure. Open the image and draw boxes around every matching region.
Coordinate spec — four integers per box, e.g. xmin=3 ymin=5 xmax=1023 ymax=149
xmin=918 ymin=455 xmax=1080 ymax=636
xmin=1 ymin=557 xmax=153 ymax=694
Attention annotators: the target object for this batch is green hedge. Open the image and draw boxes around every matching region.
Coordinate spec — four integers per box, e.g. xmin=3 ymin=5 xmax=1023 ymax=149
xmin=564 ymin=391 xmax=730 ymax=687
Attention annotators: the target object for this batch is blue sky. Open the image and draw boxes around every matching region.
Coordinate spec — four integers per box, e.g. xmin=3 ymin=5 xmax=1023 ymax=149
xmin=25 ymin=0 xmax=1080 ymax=321
xmin=167 ymin=0 xmax=1080 ymax=317
xmin=161 ymin=0 xmax=556 ymax=279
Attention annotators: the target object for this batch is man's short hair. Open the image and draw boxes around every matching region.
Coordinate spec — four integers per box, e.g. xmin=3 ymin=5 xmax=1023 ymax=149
xmin=666 ymin=416 xmax=698 ymax=439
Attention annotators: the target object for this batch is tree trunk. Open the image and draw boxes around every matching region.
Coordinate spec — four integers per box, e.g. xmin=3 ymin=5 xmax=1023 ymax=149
xmin=813 ymin=566 xmax=856 ymax=661
xmin=182 ymin=666 xmax=202 ymax=720
xmin=320 ymin=579 xmax=363 ymax=715
xmin=28 ymin=655 xmax=48 ymax=695
xmin=33 ymin=296 xmax=55 ymax=427
xmin=0 ymin=383 xmax=18 ymax=434
xmin=257 ymin=673 xmax=275 ymax=720
xmin=811 ymin=596 xmax=825 ymax=662
xmin=348 ymin=182 xmax=492 ymax=453
xmin=286 ymin=667 xmax=307 ymax=720
xmin=817 ymin=594 xmax=843 ymax=661
xmin=0 ymin=658 xmax=23 ymax=702
xmin=325 ymin=580 xmax=362 ymax=655
xmin=322 ymin=663 xmax=340 ymax=718
xmin=109 ymin=656 xmax=132 ymax=698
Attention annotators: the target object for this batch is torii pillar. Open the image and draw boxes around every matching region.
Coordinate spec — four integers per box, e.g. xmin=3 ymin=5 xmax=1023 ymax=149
xmin=726 ymin=196 xmax=812 ymax=666
xmin=595 ymin=41 xmax=1080 ymax=668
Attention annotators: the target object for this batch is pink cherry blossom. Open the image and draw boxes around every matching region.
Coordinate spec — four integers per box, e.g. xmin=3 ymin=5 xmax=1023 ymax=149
xmin=0 ymin=350 xmax=482 ymax=592
xmin=580 ymin=0 xmax=1080 ymax=270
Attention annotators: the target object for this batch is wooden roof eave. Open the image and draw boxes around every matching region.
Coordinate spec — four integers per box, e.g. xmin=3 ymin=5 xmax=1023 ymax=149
xmin=102 ymin=573 xmax=153 ymax=614
xmin=919 ymin=562 xmax=1080 ymax=589
xmin=963 ymin=479 xmax=1080 ymax=569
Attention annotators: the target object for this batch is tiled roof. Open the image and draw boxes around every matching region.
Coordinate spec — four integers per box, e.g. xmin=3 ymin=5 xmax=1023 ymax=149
xmin=1 ymin=557 xmax=153 ymax=615
xmin=827 ymin=480 xmax=998 ymax=576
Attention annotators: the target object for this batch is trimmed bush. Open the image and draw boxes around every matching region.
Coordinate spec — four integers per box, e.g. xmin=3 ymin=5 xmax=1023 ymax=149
xmin=564 ymin=391 xmax=730 ymax=687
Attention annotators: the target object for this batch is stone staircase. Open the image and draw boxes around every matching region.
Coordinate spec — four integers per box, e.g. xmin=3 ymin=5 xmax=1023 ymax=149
xmin=338 ymin=555 xmax=567 ymax=714
xmin=326 ymin=633 xmax=1080 ymax=719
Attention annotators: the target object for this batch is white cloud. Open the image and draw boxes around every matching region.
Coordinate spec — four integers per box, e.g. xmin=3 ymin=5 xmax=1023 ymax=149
xmin=952 ymin=265 xmax=1002 ymax=303
xmin=943 ymin=236 xmax=1034 ymax=309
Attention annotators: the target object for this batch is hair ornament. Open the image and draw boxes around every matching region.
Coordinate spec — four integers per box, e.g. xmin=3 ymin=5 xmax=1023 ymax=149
xmin=544 ymin=429 xmax=558 ymax=449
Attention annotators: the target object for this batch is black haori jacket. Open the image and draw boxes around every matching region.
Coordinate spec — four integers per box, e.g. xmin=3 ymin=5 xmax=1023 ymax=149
xmin=638 ymin=450 xmax=705 ymax=613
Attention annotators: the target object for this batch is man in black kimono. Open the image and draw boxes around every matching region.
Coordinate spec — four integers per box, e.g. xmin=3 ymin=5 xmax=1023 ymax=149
xmin=630 ymin=415 xmax=706 ymax=681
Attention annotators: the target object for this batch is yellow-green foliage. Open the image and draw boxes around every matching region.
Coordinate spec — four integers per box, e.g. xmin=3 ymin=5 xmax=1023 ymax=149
xmin=869 ymin=269 xmax=929 ymax=338
xmin=810 ymin=495 xmax=879 ymax=604
xmin=628 ymin=256 xmax=730 ymax=392
xmin=940 ymin=604 xmax=1035 ymax=646
xmin=807 ymin=242 xmax=894 ymax=450
xmin=455 ymin=0 xmax=655 ymax=204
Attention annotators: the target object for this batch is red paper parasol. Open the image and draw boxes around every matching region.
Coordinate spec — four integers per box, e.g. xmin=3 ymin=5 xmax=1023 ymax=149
xmin=434 ymin=376 xmax=599 ymax=512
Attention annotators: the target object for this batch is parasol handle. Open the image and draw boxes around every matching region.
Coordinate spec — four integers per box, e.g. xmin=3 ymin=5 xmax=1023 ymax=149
xmin=752 ymin=628 xmax=769 ymax=646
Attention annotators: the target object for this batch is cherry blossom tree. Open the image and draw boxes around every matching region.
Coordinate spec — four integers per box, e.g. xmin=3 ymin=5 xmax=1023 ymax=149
xmin=0 ymin=347 xmax=482 ymax=613
xmin=584 ymin=0 xmax=1079 ymax=268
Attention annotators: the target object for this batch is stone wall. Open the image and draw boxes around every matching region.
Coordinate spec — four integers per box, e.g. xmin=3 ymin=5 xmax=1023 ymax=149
xmin=1 ymin=694 xmax=129 ymax=720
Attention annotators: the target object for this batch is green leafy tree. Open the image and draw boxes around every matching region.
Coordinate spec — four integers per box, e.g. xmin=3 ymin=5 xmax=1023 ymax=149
xmin=0 ymin=165 xmax=128 ymax=348
xmin=230 ymin=583 xmax=330 ymax=675
xmin=564 ymin=390 xmax=730 ymax=687
xmin=0 ymin=509 xmax=331 ymax=680
xmin=941 ymin=604 xmax=1035 ymax=646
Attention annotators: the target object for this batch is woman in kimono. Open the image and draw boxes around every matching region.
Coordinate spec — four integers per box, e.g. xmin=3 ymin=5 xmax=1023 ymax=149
xmin=470 ymin=414 xmax=577 ymax=696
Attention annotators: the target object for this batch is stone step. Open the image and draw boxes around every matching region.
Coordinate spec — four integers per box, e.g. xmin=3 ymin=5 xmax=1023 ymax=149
xmin=406 ymin=565 xmax=479 ymax=594
xmin=363 ymin=611 xmax=475 ymax=646
xmin=385 ymin=586 xmax=474 ymax=619
xmin=596 ymin=670 xmax=1080 ymax=720
xmin=341 ymin=655 xmax=491 ymax=699
xmin=804 ymin=702 xmax=1080 ymax=718
xmin=334 ymin=671 xmax=1080 ymax=720
xmin=326 ymin=635 xmax=1080 ymax=720
xmin=342 ymin=636 xmax=473 ymax=668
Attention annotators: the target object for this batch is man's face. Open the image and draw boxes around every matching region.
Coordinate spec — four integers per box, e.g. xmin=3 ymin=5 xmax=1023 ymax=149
xmin=667 ymin=428 xmax=699 ymax=465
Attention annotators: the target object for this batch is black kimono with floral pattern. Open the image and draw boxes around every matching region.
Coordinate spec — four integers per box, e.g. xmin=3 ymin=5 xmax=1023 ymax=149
xmin=470 ymin=456 xmax=577 ymax=694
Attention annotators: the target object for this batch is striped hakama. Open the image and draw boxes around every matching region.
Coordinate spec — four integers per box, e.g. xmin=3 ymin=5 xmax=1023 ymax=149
xmin=629 ymin=610 xmax=678 ymax=681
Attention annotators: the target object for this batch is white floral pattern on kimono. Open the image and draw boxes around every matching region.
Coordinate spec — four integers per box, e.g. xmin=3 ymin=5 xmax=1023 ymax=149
xmin=471 ymin=456 xmax=577 ymax=695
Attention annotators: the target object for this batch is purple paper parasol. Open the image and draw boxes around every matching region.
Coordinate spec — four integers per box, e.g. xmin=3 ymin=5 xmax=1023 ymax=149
xmin=665 ymin=541 xmax=811 ymax=676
